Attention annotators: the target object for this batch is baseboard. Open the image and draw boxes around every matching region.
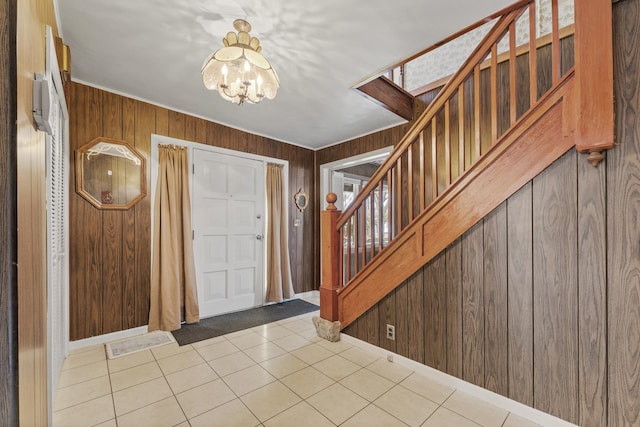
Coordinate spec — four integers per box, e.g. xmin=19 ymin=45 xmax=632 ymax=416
xmin=68 ymin=326 xmax=149 ymax=352
xmin=340 ymin=334 xmax=578 ymax=427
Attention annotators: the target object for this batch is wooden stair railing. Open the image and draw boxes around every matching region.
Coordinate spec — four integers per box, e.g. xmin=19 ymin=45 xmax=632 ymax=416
xmin=320 ymin=0 xmax=614 ymax=328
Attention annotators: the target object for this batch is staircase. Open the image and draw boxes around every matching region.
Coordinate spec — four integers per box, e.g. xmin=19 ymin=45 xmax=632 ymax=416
xmin=320 ymin=0 xmax=614 ymax=328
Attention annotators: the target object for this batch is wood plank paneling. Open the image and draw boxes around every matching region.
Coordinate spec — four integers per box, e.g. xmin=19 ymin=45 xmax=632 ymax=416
xmin=608 ymin=1 xmax=640 ymax=424
xmin=69 ymin=82 xmax=316 ymax=340
xmin=407 ymin=269 xmax=425 ymax=363
xmin=577 ymin=148 xmax=607 ymax=426
xmin=424 ymin=252 xmax=446 ymax=371
xmin=378 ymin=290 xmax=396 ymax=353
xmin=445 ymin=238 xmax=462 ymax=377
xmin=483 ymin=204 xmax=508 ymax=396
xmin=532 ymin=149 xmax=578 ymax=423
xmin=506 ymin=183 xmax=534 ymax=406
xmin=395 ymin=281 xmax=409 ymax=358
xmin=461 ymin=222 xmax=484 ymax=387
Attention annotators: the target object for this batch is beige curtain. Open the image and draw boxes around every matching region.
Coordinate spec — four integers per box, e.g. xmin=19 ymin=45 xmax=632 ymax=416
xmin=265 ymin=163 xmax=295 ymax=302
xmin=148 ymin=145 xmax=199 ymax=331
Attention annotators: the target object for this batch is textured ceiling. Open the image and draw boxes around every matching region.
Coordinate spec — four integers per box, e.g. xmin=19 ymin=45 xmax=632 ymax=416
xmin=56 ymin=0 xmax=513 ymax=150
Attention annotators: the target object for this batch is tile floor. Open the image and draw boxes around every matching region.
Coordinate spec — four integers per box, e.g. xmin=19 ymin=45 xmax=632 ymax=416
xmin=54 ymin=301 xmax=541 ymax=427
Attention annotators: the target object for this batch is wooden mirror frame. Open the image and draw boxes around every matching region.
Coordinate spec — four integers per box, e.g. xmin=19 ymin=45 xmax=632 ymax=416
xmin=75 ymin=137 xmax=146 ymax=210
xmin=294 ymin=188 xmax=308 ymax=212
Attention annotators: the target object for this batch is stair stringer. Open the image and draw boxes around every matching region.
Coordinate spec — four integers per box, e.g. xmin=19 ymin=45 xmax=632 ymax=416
xmin=337 ymin=73 xmax=576 ymax=329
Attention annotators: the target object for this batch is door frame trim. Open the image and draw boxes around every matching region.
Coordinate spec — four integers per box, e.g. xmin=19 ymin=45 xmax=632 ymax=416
xmin=149 ymin=135 xmax=289 ymax=313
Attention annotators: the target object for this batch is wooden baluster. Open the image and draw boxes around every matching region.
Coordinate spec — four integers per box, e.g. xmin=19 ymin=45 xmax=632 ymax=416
xmin=408 ymin=144 xmax=414 ymax=221
xmin=474 ymin=65 xmax=481 ymax=159
xmin=354 ymin=208 xmax=359 ymax=274
xmin=490 ymin=43 xmax=498 ymax=145
xmin=346 ymin=218 xmax=352 ymax=281
xmin=378 ymin=181 xmax=384 ymax=250
xmin=320 ymin=193 xmax=341 ymax=322
xmin=419 ymin=131 xmax=425 ymax=210
xmin=387 ymin=169 xmax=393 ymax=240
xmin=458 ymin=84 xmax=466 ymax=174
xmin=360 ymin=205 xmax=366 ymax=269
xmin=396 ymin=159 xmax=403 ymax=232
xmin=529 ymin=1 xmax=537 ymax=105
xmin=369 ymin=192 xmax=375 ymax=260
xmin=509 ymin=20 xmax=517 ymax=125
xmin=551 ymin=0 xmax=560 ymax=83
xmin=432 ymin=117 xmax=438 ymax=199
xmin=445 ymin=101 xmax=451 ymax=187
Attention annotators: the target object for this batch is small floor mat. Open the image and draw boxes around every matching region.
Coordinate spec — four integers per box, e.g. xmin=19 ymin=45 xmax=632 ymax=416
xmin=172 ymin=298 xmax=319 ymax=346
xmin=105 ymin=330 xmax=175 ymax=359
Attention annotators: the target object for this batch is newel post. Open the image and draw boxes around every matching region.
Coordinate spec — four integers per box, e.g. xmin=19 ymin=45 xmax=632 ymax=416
xmin=320 ymin=193 xmax=342 ymax=322
xmin=574 ymin=0 xmax=615 ymax=167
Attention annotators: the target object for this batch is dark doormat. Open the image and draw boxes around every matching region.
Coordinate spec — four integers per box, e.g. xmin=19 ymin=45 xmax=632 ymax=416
xmin=172 ymin=299 xmax=319 ymax=346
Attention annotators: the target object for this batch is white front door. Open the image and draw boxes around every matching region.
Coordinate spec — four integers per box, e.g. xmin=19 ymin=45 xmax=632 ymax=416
xmin=192 ymin=149 xmax=265 ymax=318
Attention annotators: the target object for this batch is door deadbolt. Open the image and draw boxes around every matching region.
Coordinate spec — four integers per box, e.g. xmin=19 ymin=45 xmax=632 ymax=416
xmin=256 ymin=235 xmax=263 ymax=240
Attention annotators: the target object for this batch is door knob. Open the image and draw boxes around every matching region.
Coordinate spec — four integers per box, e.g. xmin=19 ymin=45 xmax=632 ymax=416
xmin=256 ymin=235 xmax=263 ymax=240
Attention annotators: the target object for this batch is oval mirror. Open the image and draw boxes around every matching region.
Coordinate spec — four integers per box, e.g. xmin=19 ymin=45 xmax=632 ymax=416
xmin=76 ymin=137 xmax=146 ymax=210
xmin=294 ymin=188 xmax=308 ymax=212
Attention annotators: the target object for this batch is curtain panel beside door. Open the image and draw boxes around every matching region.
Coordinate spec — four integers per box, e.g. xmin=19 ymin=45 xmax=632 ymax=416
xmin=265 ymin=163 xmax=295 ymax=302
xmin=149 ymin=145 xmax=199 ymax=331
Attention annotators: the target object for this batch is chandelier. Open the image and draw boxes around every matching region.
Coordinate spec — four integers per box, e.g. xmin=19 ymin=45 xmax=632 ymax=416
xmin=201 ymin=19 xmax=279 ymax=105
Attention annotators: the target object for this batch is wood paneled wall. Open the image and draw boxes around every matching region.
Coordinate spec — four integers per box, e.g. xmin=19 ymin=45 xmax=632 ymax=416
xmin=15 ymin=0 xmax=59 ymax=423
xmin=1 ymin=0 xmax=18 ymax=424
xmin=68 ymin=82 xmax=315 ymax=341
xmin=344 ymin=2 xmax=640 ymax=425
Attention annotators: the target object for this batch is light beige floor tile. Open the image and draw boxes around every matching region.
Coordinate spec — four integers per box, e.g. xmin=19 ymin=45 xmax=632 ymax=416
xmin=442 ymin=391 xmax=509 ymax=427
xmin=291 ymin=343 xmax=335 ymax=365
xmin=174 ymin=423 xmax=190 ymax=427
xmin=150 ymin=342 xmax=193 ymax=360
xmin=189 ymin=399 xmax=260 ymax=427
xmin=240 ymin=381 xmax=301 ymax=422
xmin=94 ymin=418 xmax=117 ymax=427
xmin=339 ymin=346 xmax=380 ymax=367
xmin=313 ymin=354 xmax=361 ymax=381
xmin=260 ymin=353 xmax=308 ymax=378
xmin=366 ymin=358 xmax=414 ymax=383
xmin=57 ymin=360 xmax=108 ymax=388
xmin=399 ymin=373 xmax=455 ymax=404
xmin=107 ymin=350 xmax=154 ymax=373
xmin=502 ymin=413 xmax=541 ymax=427
xmin=340 ymin=368 xmax=395 ymax=401
xmin=263 ymin=401 xmax=335 ymax=427
xmin=54 ymin=376 xmax=111 ymax=411
xmin=222 ymin=365 xmax=277 ymax=396
xmin=374 ymin=385 xmax=438 ymax=426
xmin=176 ymin=378 xmax=237 ymax=419
xmin=112 ymin=377 xmax=173 ymax=416
xmin=421 ymin=407 xmax=481 ymax=427
xmin=314 ymin=338 xmax=352 ymax=354
xmin=117 ymin=396 xmax=186 ymax=427
xmin=243 ymin=342 xmax=287 ymax=363
xmin=296 ymin=328 xmax=321 ymax=341
xmin=63 ymin=347 xmax=107 ymax=370
xmin=342 ymin=404 xmax=408 ymax=427
xmin=53 ymin=395 xmax=114 ymax=427
xmin=281 ymin=318 xmax=315 ymax=333
xmin=208 ymin=351 xmax=256 ymax=377
xmin=191 ymin=335 xmax=226 ymax=349
xmin=165 ymin=363 xmax=218 ymax=394
xmin=68 ymin=343 xmax=105 ymax=356
xmin=253 ymin=324 xmax=295 ymax=340
xmin=224 ymin=328 xmax=255 ymax=339
xmin=157 ymin=349 xmax=205 ymax=375
xmin=307 ymin=383 xmax=368 ymax=425
xmin=228 ymin=331 xmax=269 ymax=350
xmin=280 ymin=367 xmax=335 ymax=399
xmin=110 ymin=361 xmax=162 ymax=392
xmin=195 ymin=340 xmax=240 ymax=361
xmin=272 ymin=334 xmax=311 ymax=352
